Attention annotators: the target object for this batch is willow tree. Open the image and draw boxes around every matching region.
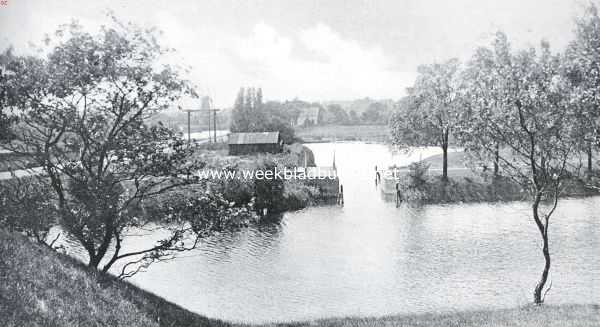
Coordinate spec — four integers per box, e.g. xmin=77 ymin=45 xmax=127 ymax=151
xmin=564 ymin=4 xmax=600 ymax=174
xmin=460 ymin=35 xmax=579 ymax=304
xmin=390 ymin=59 xmax=463 ymax=181
xmin=457 ymin=32 xmax=514 ymax=177
xmin=1 ymin=19 xmax=255 ymax=277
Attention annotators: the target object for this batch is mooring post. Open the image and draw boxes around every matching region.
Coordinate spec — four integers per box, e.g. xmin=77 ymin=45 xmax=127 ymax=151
xmin=395 ymin=182 xmax=401 ymax=207
xmin=338 ymin=184 xmax=344 ymax=206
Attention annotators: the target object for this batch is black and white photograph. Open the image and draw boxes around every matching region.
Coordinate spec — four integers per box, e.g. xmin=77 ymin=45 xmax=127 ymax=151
xmin=0 ymin=1 xmax=599 ymax=326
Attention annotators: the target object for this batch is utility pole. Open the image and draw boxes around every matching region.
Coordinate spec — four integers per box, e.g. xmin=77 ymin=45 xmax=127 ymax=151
xmin=179 ymin=97 xmax=219 ymax=145
xmin=202 ymin=96 xmax=213 ymax=143
xmin=178 ymin=107 xmax=204 ymax=145
xmin=210 ymin=109 xmax=220 ymax=143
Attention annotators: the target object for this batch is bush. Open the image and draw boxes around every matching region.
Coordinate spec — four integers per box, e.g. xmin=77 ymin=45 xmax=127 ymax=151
xmin=0 ymin=177 xmax=57 ymax=244
xmin=282 ymin=180 xmax=320 ymax=210
xmin=407 ymin=161 xmax=430 ymax=189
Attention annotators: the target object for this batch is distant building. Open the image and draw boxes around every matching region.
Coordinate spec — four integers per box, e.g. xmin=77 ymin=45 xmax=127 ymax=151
xmin=228 ymin=132 xmax=282 ymax=155
xmin=295 ymin=106 xmax=320 ymax=126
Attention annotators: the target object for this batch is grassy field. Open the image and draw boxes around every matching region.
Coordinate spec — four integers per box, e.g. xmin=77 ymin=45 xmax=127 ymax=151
xmin=296 ymin=124 xmax=390 ymax=143
xmin=2 ymin=229 xmax=599 ymax=326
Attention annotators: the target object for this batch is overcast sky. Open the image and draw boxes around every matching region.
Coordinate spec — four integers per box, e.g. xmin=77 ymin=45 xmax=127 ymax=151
xmin=0 ymin=0 xmax=589 ymax=106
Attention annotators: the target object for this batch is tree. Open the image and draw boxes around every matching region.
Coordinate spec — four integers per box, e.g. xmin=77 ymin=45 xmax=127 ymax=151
xmin=230 ymin=88 xmax=296 ymax=143
xmin=1 ymin=19 xmax=255 ymax=277
xmin=230 ymin=88 xmax=249 ymax=132
xmin=564 ymin=4 xmax=600 ymax=174
xmin=348 ymin=109 xmax=359 ymax=124
xmin=361 ymin=102 xmax=390 ymax=124
xmin=390 ymin=59 xmax=463 ymax=181
xmin=458 ymin=32 xmax=513 ymax=177
xmin=0 ymin=48 xmax=17 ymax=141
xmin=460 ymin=36 xmax=579 ymax=304
xmin=0 ymin=177 xmax=58 ymax=247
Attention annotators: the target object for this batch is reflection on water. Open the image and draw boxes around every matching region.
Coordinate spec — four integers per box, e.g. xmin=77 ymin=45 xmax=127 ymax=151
xmin=60 ymin=143 xmax=600 ymax=323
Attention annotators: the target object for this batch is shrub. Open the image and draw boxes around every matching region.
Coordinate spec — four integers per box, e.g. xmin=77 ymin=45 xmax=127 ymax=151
xmin=407 ymin=161 xmax=430 ymax=189
xmin=0 ymin=177 xmax=57 ymax=245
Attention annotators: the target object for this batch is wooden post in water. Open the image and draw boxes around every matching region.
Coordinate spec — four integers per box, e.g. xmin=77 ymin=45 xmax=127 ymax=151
xmin=395 ymin=182 xmax=402 ymax=207
xmin=338 ymin=184 xmax=344 ymax=206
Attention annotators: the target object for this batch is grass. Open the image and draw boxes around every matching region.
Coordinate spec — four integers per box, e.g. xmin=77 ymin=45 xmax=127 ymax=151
xmin=281 ymin=305 xmax=600 ymax=327
xmin=296 ymin=124 xmax=390 ymax=143
xmin=1 ymin=229 xmax=599 ymax=326
xmin=0 ymin=229 xmax=230 ymax=327
xmin=395 ymin=151 xmax=599 ymax=203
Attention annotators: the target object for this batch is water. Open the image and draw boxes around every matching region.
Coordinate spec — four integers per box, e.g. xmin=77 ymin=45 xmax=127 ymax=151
xmin=60 ymin=143 xmax=600 ymax=323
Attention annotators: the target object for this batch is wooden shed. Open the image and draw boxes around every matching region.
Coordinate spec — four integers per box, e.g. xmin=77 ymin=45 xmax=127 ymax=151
xmin=228 ymin=132 xmax=282 ymax=155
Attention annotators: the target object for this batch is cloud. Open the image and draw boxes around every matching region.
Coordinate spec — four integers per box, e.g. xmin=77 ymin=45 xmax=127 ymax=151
xmin=225 ymin=22 xmax=415 ymax=104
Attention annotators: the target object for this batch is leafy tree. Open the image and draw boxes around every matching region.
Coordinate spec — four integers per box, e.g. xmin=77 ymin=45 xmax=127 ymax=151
xmin=0 ymin=177 xmax=58 ymax=247
xmin=564 ymin=4 xmax=600 ymax=174
xmin=230 ymin=88 xmax=296 ymax=143
xmin=458 ymin=32 xmax=513 ymax=177
xmin=460 ymin=36 xmax=579 ymax=304
xmin=324 ymin=104 xmax=350 ymax=124
xmin=348 ymin=109 xmax=359 ymax=124
xmin=390 ymin=59 xmax=463 ymax=181
xmin=0 ymin=48 xmax=18 ymax=141
xmin=361 ymin=102 xmax=390 ymax=124
xmin=230 ymin=88 xmax=250 ymax=132
xmin=1 ymin=19 xmax=254 ymax=277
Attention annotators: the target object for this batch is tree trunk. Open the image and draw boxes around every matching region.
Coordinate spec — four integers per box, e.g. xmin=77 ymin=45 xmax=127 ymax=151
xmin=534 ymin=233 xmax=551 ymax=304
xmin=587 ymin=143 xmax=593 ymax=174
xmin=88 ymin=253 xmax=101 ymax=268
xmin=442 ymin=144 xmax=448 ymax=182
xmin=532 ymin=192 xmax=551 ymax=304
xmin=493 ymin=143 xmax=500 ymax=178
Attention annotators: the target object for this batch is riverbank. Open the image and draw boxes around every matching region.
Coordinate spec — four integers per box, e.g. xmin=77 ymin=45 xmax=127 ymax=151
xmin=286 ymin=304 xmax=600 ymax=327
xmin=190 ymin=141 xmax=332 ymax=212
xmin=2 ymin=229 xmax=599 ymax=327
xmin=393 ymin=151 xmax=600 ymax=203
xmin=0 ymin=229 xmax=228 ymax=327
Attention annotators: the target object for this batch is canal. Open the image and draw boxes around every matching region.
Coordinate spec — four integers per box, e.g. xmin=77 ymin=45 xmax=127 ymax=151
xmin=63 ymin=142 xmax=600 ymax=323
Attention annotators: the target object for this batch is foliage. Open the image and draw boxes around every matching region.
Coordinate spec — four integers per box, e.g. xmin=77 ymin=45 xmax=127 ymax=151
xmin=459 ymin=32 xmax=580 ymax=304
xmin=457 ymin=32 xmax=512 ymax=177
xmin=0 ymin=18 xmax=250 ymax=276
xmin=407 ymin=161 xmax=430 ymax=189
xmin=0 ymin=177 xmax=58 ymax=245
xmin=230 ymin=88 xmax=297 ymax=143
xmin=390 ymin=59 xmax=463 ymax=180
xmin=360 ymin=102 xmax=392 ymax=124
xmin=282 ymin=179 xmax=320 ymax=210
xmin=0 ymin=48 xmax=18 ymax=141
xmin=564 ymin=4 xmax=600 ymax=172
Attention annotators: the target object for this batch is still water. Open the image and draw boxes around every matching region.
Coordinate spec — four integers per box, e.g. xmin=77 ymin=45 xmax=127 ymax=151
xmin=69 ymin=143 xmax=600 ymax=322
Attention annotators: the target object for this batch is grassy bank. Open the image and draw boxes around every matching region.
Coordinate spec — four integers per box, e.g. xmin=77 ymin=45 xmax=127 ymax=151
xmin=0 ymin=229 xmax=229 ymax=327
xmin=1 ymin=229 xmax=599 ymax=326
xmin=285 ymin=305 xmax=600 ymax=327
xmin=394 ymin=151 xmax=600 ymax=203
xmin=296 ymin=124 xmax=389 ymax=143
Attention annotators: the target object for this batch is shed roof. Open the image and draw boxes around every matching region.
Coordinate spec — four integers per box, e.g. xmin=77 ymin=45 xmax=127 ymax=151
xmin=228 ymin=132 xmax=280 ymax=145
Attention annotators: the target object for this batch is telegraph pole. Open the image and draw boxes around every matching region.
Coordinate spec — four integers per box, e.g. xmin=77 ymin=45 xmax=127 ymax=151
xmin=178 ymin=107 xmax=203 ymax=145
xmin=210 ymin=108 xmax=221 ymax=143
xmin=179 ymin=96 xmax=218 ymax=145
